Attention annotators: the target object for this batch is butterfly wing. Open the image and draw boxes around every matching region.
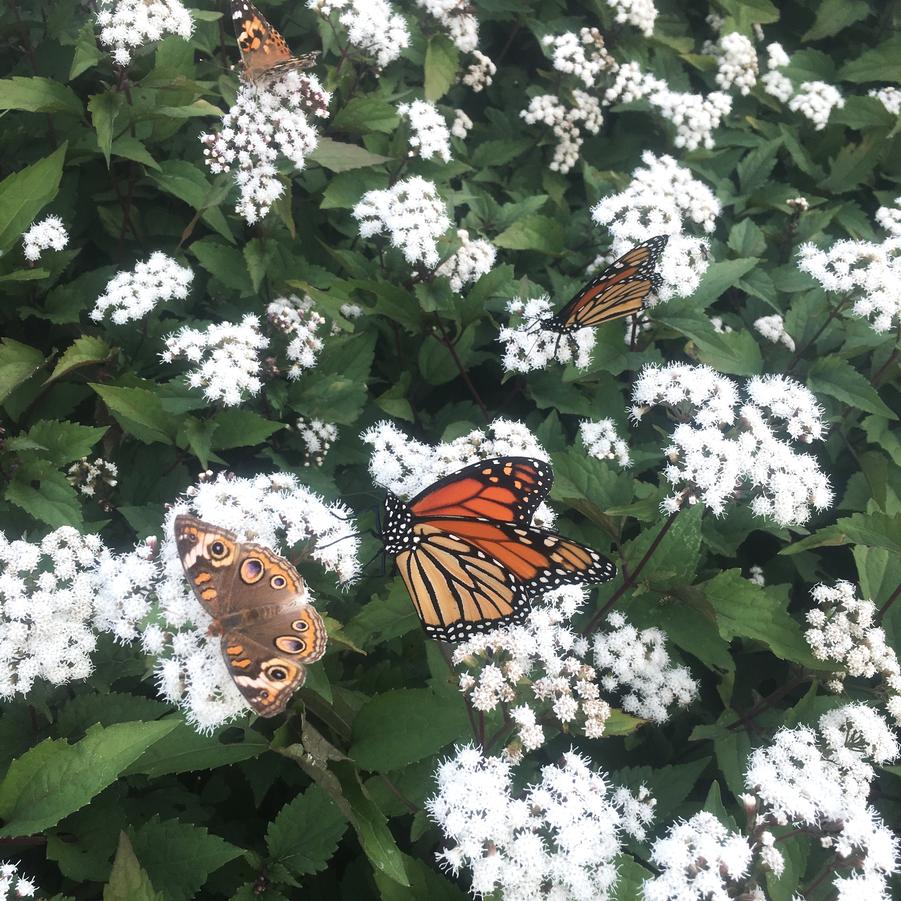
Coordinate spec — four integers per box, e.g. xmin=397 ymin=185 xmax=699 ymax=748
xmin=230 ymin=0 xmax=297 ymax=80
xmin=393 ymin=518 xmax=615 ymax=641
xmin=553 ymin=235 xmax=669 ymax=331
xmin=407 ymin=457 xmax=553 ymax=525
xmin=221 ymin=605 xmax=327 ymax=717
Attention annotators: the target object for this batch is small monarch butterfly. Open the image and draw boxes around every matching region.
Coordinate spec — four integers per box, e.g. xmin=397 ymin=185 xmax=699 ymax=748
xmin=230 ymin=0 xmax=317 ymax=83
xmin=380 ymin=457 xmax=616 ymax=641
xmin=543 ymin=235 xmax=669 ymax=336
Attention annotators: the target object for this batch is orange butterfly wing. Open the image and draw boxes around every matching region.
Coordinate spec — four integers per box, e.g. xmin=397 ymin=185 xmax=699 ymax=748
xmin=553 ymin=235 xmax=668 ymax=331
xmin=231 ymin=0 xmax=315 ymax=80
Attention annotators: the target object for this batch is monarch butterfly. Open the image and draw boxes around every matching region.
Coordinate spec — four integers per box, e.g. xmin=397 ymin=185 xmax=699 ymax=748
xmin=380 ymin=457 xmax=616 ymax=641
xmin=230 ymin=0 xmax=317 ymax=83
xmin=543 ymin=235 xmax=669 ymax=335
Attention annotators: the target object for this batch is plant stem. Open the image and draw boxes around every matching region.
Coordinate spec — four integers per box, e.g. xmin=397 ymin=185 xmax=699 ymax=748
xmin=432 ymin=314 xmax=490 ymax=420
xmin=875 ymin=583 xmax=901 ymax=625
xmin=785 ymin=299 xmax=848 ymax=374
xmin=439 ymin=643 xmax=481 ymax=745
xmin=581 ymin=507 xmax=681 ymax=635
xmin=726 ymin=673 xmax=807 ymax=732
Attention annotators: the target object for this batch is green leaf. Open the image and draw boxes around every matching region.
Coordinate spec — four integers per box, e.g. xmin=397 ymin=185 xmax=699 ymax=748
xmin=690 ymin=711 xmax=752 ymax=798
xmin=683 ymin=258 xmax=758 ymax=309
xmin=611 ymin=855 xmax=652 ymax=901
xmin=0 ymin=338 xmax=43 ymax=402
xmin=350 ymin=688 xmax=471 ymax=772
xmin=494 ymin=214 xmax=564 ymax=254
xmin=70 ymin=21 xmax=104 ymax=79
xmin=266 ymin=784 xmax=348 ymax=876
xmin=738 ymin=139 xmax=782 ymax=194
xmin=147 ymin=161 xmax=233 ymax=242
xmin=88 ymin=92 xmax=124 ymax=166
xmin=90 ymin=383 xmax=176 ymax=444
xmin=0 ymin=143 xmax=67 ymax=252
xmin=332 ymin=97 xmax=400 ymax=135
xmin=808 ymin=356 xmax=897 ymax=419
xmin=728 ymin=220 xmax=766 ymax=257
xmin=190 ymin=237 xmax=253 ymax=293
xmin=374 ymin=852 xmax=467 ymax=901
xmin=343 ymin=584 xmax=420 ymax=649
xmin=46 ymin=335 xmax=111 ymax=383
xmin=209 ymin=409 xmax=283 ymax=450
xmin=309 ymin=138 xmax=392 ymax=172
xmin=5 ymin=459 xmax=83 ymax=527
xmin=840 ymin=35 xmax=901 ymax=83
xmin=802 ymin=0 xmax=869 ymax=41
xmin=22 ymin=420 xmax=108 ymax=465
xmin=621 ymin=504 xmax=704 ymax=588
xmin=104 ymin=833 xmax=164 ymax=901
xmin=424 ymin=35 xmax=459 ymax=102
xmin=836 ymin=511 xmax=901 ymax=554
xmin=700 ymin=570 xmax=817 ymax=665
xmin=821 ymin=137 xmax=885 ymax=193
xmin=128 ymin=817 xmax=242 ymax=901
xmin=0 ymin=720 xmax=178 ymax=836
xmin=0 ymin=77 xmax=83 ymax=116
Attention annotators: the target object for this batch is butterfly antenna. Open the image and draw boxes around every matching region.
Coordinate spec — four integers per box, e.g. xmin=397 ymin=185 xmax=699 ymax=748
xmin=315 ymin=531 xmax=363 ymax=551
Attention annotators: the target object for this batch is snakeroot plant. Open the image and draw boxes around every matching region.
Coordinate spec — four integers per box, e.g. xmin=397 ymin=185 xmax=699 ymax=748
xmin=0 ymin=0 xmax=898 ymax=897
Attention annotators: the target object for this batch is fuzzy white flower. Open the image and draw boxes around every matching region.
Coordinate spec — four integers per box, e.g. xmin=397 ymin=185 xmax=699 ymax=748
xmin=162 ymin=315 xmax=268 ymax=406
xmin=748 ymin=564 xmax=765 ymax=586
xmin=875 ymin=197 xmax=901 ymax=237
xmin=710 ymin=31 xmax=758 ymax=95
xmin=499 ymin=296 xmax=597 ymax=372
xmin=21 ymin=215 xmax=68 ymax=262
xmin=414 ymin=0 xmax=477 ymax=52
xmin=201 ymin=71 xmax=329 ymax=224
xmin=797 ymin=235 xmax=901 ymax=333
xmin=644 ymin=812 xmax=756 ymax=900
xmin=579 ymin=419 xmax=631 ymax=467
xmin=267 ymin=295 xmax=326 ymax=377
xmin=0 ymin=862 xmax=37 ymax=898
xmin=632 ymin=364 xmax=833 ymax=525
xmin=397 ymin=100 xmax=452 ymax=162
xmin=463 ymin=50 xmax=496 ymax=92
xmin=450 ymin=108 xmax=473 ymax=138
xmin=436 ymin=229 xmax=496 ymax=292
xmin=66 ymin=457 xmax=118 ymax=499
xmin=521 ymin=91 xmax=603 ymax=173
xmin=429 ymin=746 xmax=654 ymax=901
xmin=295 ymin=418 xmax=338 ymax=466
xmin=146 ymin=472 xmax=359 ymax=730
xmin=605 ymin=0 xmax=656 ymax=36
xmin=353 ymin=176 xmax=451 ymax=268
xmin=307 ymin=0 xmax=409 ymax=67
xmin=592 ymin=152 xmax=717 ymax=302
xmin=788 ymin=81 xmax=844 ymax=130
xmin=91 ymin=252 xmax=193 ymax=324
xmin=754 ymin=313 xmax=795 ymax=351
xmin=95 ymin=0 xmax=192 ymax=66
xmin=543 ymin=28 xmax=615 ymax=87
xmin=869 ymin=86 xmax=901 ymax=116
xmin=761 ymin=42 xmax=794 ymax=102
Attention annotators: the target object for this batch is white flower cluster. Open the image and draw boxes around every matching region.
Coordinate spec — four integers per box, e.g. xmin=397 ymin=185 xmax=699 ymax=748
xmin=753 ymin=313 xmax=795 ymax=351
xmin=521 ymin=90 xmax=603 ymax=173
xmin=353 ymin=176 xmax=451 ymax=268
xmin=162 ymin=315 xmax=268 ymax=406
xmin=95 ymin=0 xmax=192 ymax=66
xmin=788 ymin=80 xmax=845 ymax=130
xmin=806 ymin=582 xmax=901 ymax=724
xmin=91 ymin=252 xmax=193 ymax=324
xmin=414 ymin=0 xmax=478 ymax=52
xmin=579 ymin=419 xmax=631 ymax=467
xmin=592 ymin=152 xmax=717 ymax=302
xmin=22 ymin=215 xmax=68 ymax=262
xmin=709 ymin=32 xmax=758 ymax=95
xmin=593 ymin=611 xmax=697 ymax=723
xmin=0 ymin=528 xmax=155 ymax=694
xmin=745 ymin=704 xmax=899 ymax=899
xmin=428 ymin=746 xmax=654 ymax=901
xmin=631 ymin=364 xmax=833 ymax=525
xmin=875 ymin=197 xmax=901 ymax=237
xmin=450 ymin=109 xmax=473 ymax=138
xmin=644 ymin=812 xmax=757 ymax=900
xmin=267 ymin=295 xmax=325 ymax=377
xmin=454 ymin=588 xmax=613 ymax=751
xmin=543 ymin=29 xmax=615 ymax=88
xmin=144 ymin=472 xmax=359 ymax=731
xmin=201 ymin=71 xmax=329 ymax=224
xmin=760 ymin=42 xmax=793 ymax=102
xmin=397 ymin=100 xmax=452 ymax=163
xmin=797 ymin=233 xmax=901 ymax=333
xmin=0 ymin=862 xmax=36 ymax=898
xmin=463 ymin=50 xmax=496 ymax=92
xmin=436 ymin=229 xmax=496 ymax=292
xmin=870 ymin=86 xmax=901 ymax=116
xmin=295 ymin=417 xmax=338 ymax=466
xmin=307 ymin=0 xmax=409 ymax=67
xmin=66 ymin=456 xmax=119 ymax=498
xmin=605 ymin=0 xmax=657 ymax=36
xmin=499 ymin=296 xmax=596 ymax=373
xmin=363 ymin=418 xmax=551 ymax=519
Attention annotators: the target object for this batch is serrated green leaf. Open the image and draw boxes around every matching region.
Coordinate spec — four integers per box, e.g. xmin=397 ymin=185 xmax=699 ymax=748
xmin=0 ymin=338 xmax=43 ymax=402
xmin=88 ymin=92 xmax=124 ymax=166
xmin=424 ymin=34 xmax=459 ymax=102
xmin=5 ymin=458 xmax=83 ymax=527
xmin=90 ymin=383 xmax=176 ymax=444
xmin=332 ymin=97 xmax=400 ymax=135
xmin=0 ymin=720 xmax=178 ymax=836
xmin=802 ymin=0 xmax=869 ymax=41
xmin=839 ymin=35 xmax=901 ymax=82
xmin=309 ymin=138 xmax=392 ymax=172
xmin=104 ymin=833 xmax=164 ymax=901
xmin=46 ymin=335 xmax=111 ymax=383
xmin=0 ymin=144 xmax=67 ymax=252
xmin=821 ymin=137 xmax=885 ymax=193
xmin=0 ymin=77 xmax=83 ymax=116
xmin=494 ymin=214 xmax=564 ymax=254
xmin=808 ymin=356 xmax=897 ymax=419
xmin=21 ymin=420 xmax=107 ymax=465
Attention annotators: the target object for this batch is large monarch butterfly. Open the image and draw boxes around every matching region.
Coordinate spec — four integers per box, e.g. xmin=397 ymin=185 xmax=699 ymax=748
xmin=542 ymin=235 xmax=669 ymax=335
xmin=230 ymin=0 xmax=317 ymax=83
xmin=380 ymin=457 xmax=616 ymax=641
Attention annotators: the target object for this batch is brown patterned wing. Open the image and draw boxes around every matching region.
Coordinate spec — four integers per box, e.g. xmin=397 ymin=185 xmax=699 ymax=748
xmin=230 ymin=0 xmax=294 ymax=79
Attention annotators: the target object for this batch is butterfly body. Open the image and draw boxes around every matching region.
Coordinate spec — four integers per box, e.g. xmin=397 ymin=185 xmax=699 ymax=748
xmin=543 ymin=235 xmax=669 ymax=335
xmin=174 ymin=515 xmax=327 ymax=717
xmin=230 ymin=0 xmax=317 ymax=83
xmin=380 ymin=458 xmax=616 ymax=641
